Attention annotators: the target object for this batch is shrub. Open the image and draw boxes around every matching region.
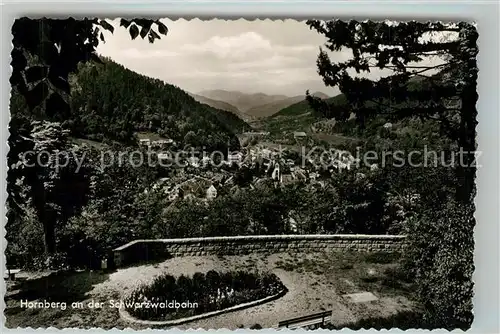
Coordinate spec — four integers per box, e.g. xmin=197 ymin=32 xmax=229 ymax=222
xmin=360 ymin=275 xmax=378 ymax=283
xmin=125 ymin=270 xmax=286 ymax=321
xmin=5 ymin=204 xmax=46 ymax=270
xmin=403 ymin=200 xmax=474 ymax=329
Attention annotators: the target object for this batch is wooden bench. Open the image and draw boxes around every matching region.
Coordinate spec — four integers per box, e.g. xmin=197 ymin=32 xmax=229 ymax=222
xmin=278 ymin=310 xmax=332 ymax=329
xmin=4 ymin=269 xmax=21 ymax=280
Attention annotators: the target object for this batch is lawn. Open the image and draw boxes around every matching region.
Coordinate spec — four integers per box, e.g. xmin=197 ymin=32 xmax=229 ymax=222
xmin=135 ymin=131 xmax=169 ymax=142
xmin=4 ymin=250 xmax=418 ymax=330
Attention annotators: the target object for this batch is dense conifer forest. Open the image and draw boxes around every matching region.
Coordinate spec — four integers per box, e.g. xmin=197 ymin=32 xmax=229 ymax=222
xmin=11 ymin=58 xmax=249 ymax=150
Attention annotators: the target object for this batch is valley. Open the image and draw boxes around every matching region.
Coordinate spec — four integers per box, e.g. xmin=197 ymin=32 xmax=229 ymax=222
xmin=191 ymin=89 xmax=330 ymax=120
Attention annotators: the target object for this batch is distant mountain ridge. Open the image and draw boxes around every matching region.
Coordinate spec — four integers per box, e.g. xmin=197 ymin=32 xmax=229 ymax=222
xmin=245 ymin=92 xmax=329 ymax=118
xmin=187 ymin=92 xmax=253 ymax=122
xmin=196 ymin=90 xmax=329 ymax=119
xmin=188 ymin=93 xmax=240 ymax=114
xmin=197 ymin=90 xmax=289 ymax=113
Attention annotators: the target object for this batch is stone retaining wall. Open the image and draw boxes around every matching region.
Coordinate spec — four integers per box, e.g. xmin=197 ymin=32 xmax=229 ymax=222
xmin=113 ymin=234 xmax=406 ymax=268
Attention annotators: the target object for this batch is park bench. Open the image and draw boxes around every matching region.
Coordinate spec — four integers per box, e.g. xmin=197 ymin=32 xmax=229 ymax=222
xmin=4 ymin=268 xmax=21 ymax=280
xmin=278 ymin=310 xmax=332 ymax=329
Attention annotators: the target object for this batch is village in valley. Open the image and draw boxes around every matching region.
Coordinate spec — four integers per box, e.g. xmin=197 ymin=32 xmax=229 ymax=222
xmin=138 ymin=129 xmax=364 ymax=217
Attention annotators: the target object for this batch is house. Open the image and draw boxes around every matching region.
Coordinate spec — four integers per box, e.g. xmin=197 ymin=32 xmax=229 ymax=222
xmin=157 ymin=153 xmax=170 ymax=161
xmin=167 ymin=187 xmax=179 ymax=201
xmin=177 ymin=177 xmax=214 ymax=199
xmin=151 ymin=139 xmax=174 ymax=149
xmin=230 ymin=185 xmax=242 ymax=195
xmin=206 ymin=185 xmax=217 ymax=200
xmin=292 ymin=170 xmax=307 ymax=182
xmin=228 ymin=152 xmax=244 ymax=164
xmin=271 ymin=164 xmax=280 ymax=181
xmin=260 ymin=148 xmax=273 ymax=159
xmin=201 ymin=156 xmax=212 ymax=167
xmin=281 ymin=174 xmax=294 ymax=185
xmin=187 ymin=156 xmax=200 ymax=167
xmin=293 ymin=132 xmax=307 ymax=140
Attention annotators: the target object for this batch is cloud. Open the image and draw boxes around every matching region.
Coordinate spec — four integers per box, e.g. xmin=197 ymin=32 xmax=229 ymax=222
xmin=181 ymin=32 xmax=272 ymax=60
xmin=174 ymin=70 xmax=256 ymax=79
xmin=95 ymin=19 xmax=449 ymax=96
xmin=95 ymin=20 xmax=383 ymax=95
xmin=120 ymin=49 xmax=180 ymax=59
xmin=226 ymin=55 xmax=305 ymax=71
xmin=180 ymin=31 xmax=317 ymax=63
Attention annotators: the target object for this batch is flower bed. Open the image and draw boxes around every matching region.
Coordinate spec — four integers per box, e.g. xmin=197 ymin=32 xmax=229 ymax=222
xmin=124 ymin=270 xmax=286 ymax=321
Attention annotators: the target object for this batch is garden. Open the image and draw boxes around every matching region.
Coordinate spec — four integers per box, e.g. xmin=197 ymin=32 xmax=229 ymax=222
xmin=124 ymin=270 xmax=287 ymax=322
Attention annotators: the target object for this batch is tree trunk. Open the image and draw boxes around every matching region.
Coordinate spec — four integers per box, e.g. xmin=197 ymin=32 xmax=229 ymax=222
xmin=43 ymin=219 xmax=56 ymax=254
xmin=31 ymin=176 xmax=56 ymax=255
xmin=455 ymin=24 xmax=478 ymax=204
xmin=456 ymin=82 xmax=478 ymax=204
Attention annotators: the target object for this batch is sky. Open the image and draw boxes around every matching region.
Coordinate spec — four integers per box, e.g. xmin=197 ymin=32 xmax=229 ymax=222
xmin=96 ymin=19 xmax=453 ymax=98
xmin=96 ymin=19 xmax=340 ymax=97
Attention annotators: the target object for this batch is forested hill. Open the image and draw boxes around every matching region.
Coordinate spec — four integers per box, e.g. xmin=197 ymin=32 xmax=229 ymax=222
xmin=11 ymin=58 xmax=251 ymax=151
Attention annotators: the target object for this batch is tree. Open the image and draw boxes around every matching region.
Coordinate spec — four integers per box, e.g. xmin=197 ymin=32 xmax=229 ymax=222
xmin=404 ymin=200 xmax=474 ymax=329
xmin=61 ymin=148 xmax=165 ymax=268
xmin=7 ymin=120 xmax=92 ymax=258
xmin=306 ymin=20 xmax=477 ymax=329
xmin=305 ymin=20 xmax=478 ymax=203
xmin=8 ymin=18 xmax=168 ymax=260
xmin=183 ymin=130 xmax=197 ymax=146
xmin=10 ymin=18 xmax=169 ymax=113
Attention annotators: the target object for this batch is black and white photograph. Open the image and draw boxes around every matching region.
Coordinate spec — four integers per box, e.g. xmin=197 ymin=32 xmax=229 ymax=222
xmin=4 ymin=17 xmax=478 ymax=330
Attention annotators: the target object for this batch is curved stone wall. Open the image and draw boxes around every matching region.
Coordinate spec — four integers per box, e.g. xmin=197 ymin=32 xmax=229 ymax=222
xmin=112 ymin=234 xmax=406 ymax=268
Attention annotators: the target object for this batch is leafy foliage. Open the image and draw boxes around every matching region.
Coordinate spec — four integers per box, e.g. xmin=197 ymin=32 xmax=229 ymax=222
xmin=403 ymin=200 xmax=475 ymax=329
xmin=60 ymin=148 xmax=167 ymax=268
xmin=7 ymin=18 xmax=249 ymax=268
xmin=306 ymin=20 xmax=478 ymax=202
xmin=306 ymin=20 xmax=477 ymax=329
xmin=6 ymin=120 xmax=94 ymax=265
xmin=11 ymin=18 xmax=168 ymax=113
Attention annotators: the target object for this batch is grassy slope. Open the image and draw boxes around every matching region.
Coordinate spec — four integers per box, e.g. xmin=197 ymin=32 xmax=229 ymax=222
xmin=244 ymin=92 xmax=330 ymax=119
xmin=257 ymin=93 xmax=348 ymax=137
xmin=244 ymin=95 xmax=306 ymax=119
